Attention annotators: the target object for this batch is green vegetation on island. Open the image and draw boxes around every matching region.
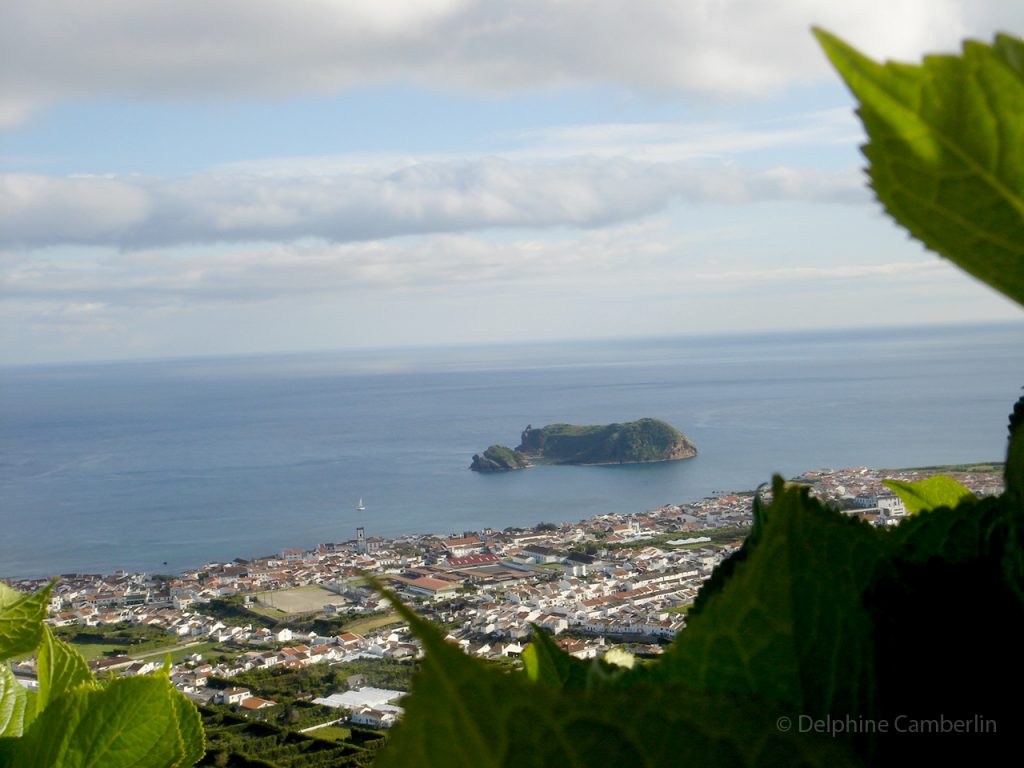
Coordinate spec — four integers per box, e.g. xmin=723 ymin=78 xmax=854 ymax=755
xmin=469 ymin=444 xmax=532 ymax=472
xmin=471 ymin=417 xmax=696 ymax=471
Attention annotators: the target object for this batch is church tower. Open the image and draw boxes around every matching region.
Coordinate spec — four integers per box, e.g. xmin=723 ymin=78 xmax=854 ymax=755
xmin=355 ymin=497 xmax=367 ymax=554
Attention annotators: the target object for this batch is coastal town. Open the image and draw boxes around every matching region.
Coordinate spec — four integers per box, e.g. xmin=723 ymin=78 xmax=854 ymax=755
xmin=3 ymin=463 xmax=1004 ymax=759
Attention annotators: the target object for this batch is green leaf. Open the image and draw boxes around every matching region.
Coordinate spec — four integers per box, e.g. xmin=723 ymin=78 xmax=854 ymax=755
xmin=649 ymin=477 xmax=888 ymax=727
xmin=0 ymin=666 xmax=29 ymax=739
xmin=686 ymin=489 xmax=765 ymax=618
xmin=522 ymin=627 xmax=589 ymax=690
xmin=889 ymin=494 xmax=1002 ymax=564
xmin=521 ymin=627 xmax=636 ymax=692
xmin=11 ymin=676 xmax=185 ymax=768
xmin=998 ymin=396 xmax=1024 ymax=603
xmin=374 ymin=583 xmax=858 ymax=768
xmin=35 ymin=625 xmax=93 ymax=712
xmin=814 ymin=29 xmax=1024 ymax=306
xmin=882 ymin=475 xmax=976 ymax=514
xmin=0 ymin=585 xmax=52 ymax=662
xmin=0 ymin=737 xmax=16 ymax=768
xmin=169 ymin=682 xmax=204 ymax=767
xmin=867 ymin=492 xmax=1024 ymax=756
xmin=887 ymin=490 xmax=1024 ymax=612
xmin=1006 ymin=394 xmax=1024 ymax=503
xmin=994 ymin=33 xmax=1024 ymax=78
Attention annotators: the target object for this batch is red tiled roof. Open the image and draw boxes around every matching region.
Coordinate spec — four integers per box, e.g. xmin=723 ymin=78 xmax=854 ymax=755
xmin=444 ymin=536 xmax=482 ymax=547
xmin=447 ymin=553 xmax=500 ymax=567
xmin=403 ymin=576 xmax=459 ymax=592
xmin=240 ymin=696 xmax=276 ymax=710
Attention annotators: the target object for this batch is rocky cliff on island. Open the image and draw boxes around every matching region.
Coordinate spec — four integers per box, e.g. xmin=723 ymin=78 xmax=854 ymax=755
xmin=470 ymin=418 xmax=697 ymax=471
xmin=470 ymin=444 xmax=532 ymax=472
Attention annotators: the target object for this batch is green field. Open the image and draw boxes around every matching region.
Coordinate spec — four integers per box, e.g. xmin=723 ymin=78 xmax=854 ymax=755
xmin=67 ymin=638 xmax=222 ymax=663
xmin=148 ymin=641 xmax=221 ymax=664
xmin=70 ymin=643 xmax=129 ymax=661
xmin=246 ymin=603 xmax=288 ymax=618
xmin=55 ymin=623 xmax=181 ymax=660
xmin=340 ymin=612 xmax=404 ymax=636
xmin=883 ymin=462 xmax=1004 ymax=473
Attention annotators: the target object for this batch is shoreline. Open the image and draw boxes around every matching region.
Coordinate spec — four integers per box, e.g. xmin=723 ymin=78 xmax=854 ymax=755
xmin=3 ymin=462 xmax=1004 ymax=587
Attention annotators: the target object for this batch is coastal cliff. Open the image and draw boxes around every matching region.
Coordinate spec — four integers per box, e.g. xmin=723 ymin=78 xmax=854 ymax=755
xmin=470 ymin=444 xmax=532 ymax=472
xmin=470 ymin=418 xmax=696 ymax=471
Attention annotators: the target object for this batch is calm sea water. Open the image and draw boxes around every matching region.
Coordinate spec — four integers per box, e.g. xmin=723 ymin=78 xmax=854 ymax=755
xmin=2 ymin=323 xmax=1022 ymax=579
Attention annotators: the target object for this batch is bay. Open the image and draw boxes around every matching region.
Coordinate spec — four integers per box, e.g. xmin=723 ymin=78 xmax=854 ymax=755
xmin=1 ymin=322 xmax=1022 ymax=579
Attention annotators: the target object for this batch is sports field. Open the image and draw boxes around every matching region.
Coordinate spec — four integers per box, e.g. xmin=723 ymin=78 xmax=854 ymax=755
xmin=254 ymin=585 xmax=342 ymax=614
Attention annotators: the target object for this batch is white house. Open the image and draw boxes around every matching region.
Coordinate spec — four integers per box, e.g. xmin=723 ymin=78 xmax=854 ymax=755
xmin=350 ymin=707 xmax=398 ymax=729
xmin=215 ymin=686 xmax=252 ymax=705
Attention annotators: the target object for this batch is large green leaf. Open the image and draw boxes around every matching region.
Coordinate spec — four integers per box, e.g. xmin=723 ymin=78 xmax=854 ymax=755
xmin=10 ymin=675 xmax=193 ymax=768
xmin=0 ymin=666 xmax=29 ymax=739
xmin=685 ymin=489 xmax=766 ymax=618
xmin=988 ymin=395 xmax=1024 ymax=605
xmin=9 ymin=675 xmax=185 ymax=768
xmin=814 ymin=29 xmax=1024 ymax=306
xmin=169 ymin=680 xmax=205 ymax=767
xmin=35 ymin=626 xmax=93 ymax=712
xmin=375 ymin=584 xmax=858 ymax=768
xmin=888 ymin=494 xmax=1002 ymax=563
xmin=868 ymin=497 xmax=1024 ymax=761
xmin=994 ymin=33 xmax=1024 ymax=78
xmin=649 ymin=477 xmax=888 ymax=727
xmin=882 ymin=475 xmax=976 ymax=514
xmin=1006 ymin=393 xmax=1024 ymax=504
xmin=0 ymin=585 xmax=52 ymax=662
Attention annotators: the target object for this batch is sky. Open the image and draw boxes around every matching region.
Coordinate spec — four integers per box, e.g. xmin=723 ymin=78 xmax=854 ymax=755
xmin=2 ymin=1 xmax=1022 ymax=365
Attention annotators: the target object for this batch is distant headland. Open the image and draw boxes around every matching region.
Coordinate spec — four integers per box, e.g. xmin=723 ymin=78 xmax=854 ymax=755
xmin=470 ymin=418 xmax=697 ymax=472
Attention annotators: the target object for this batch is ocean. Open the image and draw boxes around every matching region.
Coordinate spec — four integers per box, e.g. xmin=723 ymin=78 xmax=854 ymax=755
xmin=2 ymin=322 xmax=1022 ymax=579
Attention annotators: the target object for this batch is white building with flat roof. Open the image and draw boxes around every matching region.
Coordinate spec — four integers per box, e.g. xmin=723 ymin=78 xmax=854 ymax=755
xmin=313 ymin=686 xmax=405 ymax=714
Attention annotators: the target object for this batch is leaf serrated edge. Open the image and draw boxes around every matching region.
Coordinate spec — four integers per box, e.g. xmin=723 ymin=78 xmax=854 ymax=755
xmin=813 ymin=27 xmax=1024 ymax=222
xmin=368 ymin=577 xmax=503 ymax=768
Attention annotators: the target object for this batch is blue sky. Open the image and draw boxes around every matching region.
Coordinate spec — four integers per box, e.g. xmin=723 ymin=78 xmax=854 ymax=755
xmin=2 ymin=1 xmax=1022 ymax=364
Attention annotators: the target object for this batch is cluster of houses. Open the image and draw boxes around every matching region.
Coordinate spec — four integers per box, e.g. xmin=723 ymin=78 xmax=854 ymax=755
xmin=795 ymin=465 xmax=1003 ymax=525
xmin=436 ymin=544 xmax=727 ymax=651
xmin=8 ymin=464 xmax=1001 ymax=731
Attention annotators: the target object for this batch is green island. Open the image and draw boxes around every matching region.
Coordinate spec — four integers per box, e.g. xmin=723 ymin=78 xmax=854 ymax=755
xmin=469 ymin=444 xmax=532 ymax=472
xmin=470 ymin=417 xmax=696 ymax=471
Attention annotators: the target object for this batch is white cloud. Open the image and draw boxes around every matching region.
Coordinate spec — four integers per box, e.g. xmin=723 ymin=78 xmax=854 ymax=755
xmin=500 ymin=109 xmax=862 ymax=163
xmin=0 ymin=175 xmax=153 ymax=243
xmin=210 ymin=108 xmax=861 ymax=177
xmin=4 ymin=1 xmax=1020 ymax=126
xmin=0 ymin=158 xmax=862 ymax=249
xmin=0 ymin=231 xmax=627 ymax=308
xmin=0 ymin=222 xmax=953 ymax=311
xmin=689 ymin=260 xmax=948 ymax=284
xmin=6 ymin=213 xmax=1019 ymax=365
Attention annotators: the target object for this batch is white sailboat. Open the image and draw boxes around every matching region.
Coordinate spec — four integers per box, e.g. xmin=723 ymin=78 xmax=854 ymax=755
xmin=356 ymin=497 xmax=366 ymax=512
